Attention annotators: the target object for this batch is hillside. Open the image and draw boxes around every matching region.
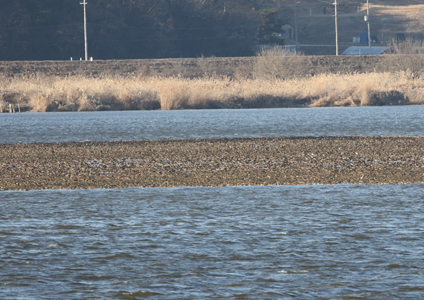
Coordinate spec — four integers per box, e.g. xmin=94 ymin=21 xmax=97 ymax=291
xmin=0 ymin=0 xmax=424 ymax=60
xmin=274 ymin=0 xmax=424 ymax=54
xmin=0 ymin=0 xmax=258 ymax=61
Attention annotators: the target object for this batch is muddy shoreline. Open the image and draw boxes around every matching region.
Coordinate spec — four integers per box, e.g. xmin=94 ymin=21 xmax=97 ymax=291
xmin=1 ymin=136 xmax=423 ymax=191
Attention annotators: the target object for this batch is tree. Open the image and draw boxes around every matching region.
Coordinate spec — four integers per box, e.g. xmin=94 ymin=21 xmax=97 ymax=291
xmin=0 ymin=0 xmax=259 ymax=60
xmin=258 ymin=8 xmax=285 ymax=46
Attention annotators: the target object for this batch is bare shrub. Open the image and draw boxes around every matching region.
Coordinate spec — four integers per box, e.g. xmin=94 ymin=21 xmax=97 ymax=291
xmin=390 ymin=38 xmax=424 ymax=55
xmin=382 ymin=38 xmax=424 ymax=78
xmin=253 ymin=47 xmax=309 ymax=80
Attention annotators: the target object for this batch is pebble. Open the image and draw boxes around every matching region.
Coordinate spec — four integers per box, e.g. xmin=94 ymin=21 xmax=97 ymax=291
xmin=1 ymin=136 xmax=423 ymax=190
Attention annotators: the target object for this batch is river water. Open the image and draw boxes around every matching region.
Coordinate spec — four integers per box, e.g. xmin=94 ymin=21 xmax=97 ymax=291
xmin=1 ymin=107 xmax=424 ymax=299
xmin=2 ymin=185 xmax=424 ymax=299
xmin=1 ymin=106 xmax=423 ymax=144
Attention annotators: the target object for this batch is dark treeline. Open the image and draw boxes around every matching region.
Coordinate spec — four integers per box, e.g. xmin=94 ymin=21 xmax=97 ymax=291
xmin=0 ymin=0 xmax=261 ymax=61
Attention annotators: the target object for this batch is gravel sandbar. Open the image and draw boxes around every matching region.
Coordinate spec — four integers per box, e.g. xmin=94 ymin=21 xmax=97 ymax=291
xmin=1 ymin=136 xmax=423 ymax=190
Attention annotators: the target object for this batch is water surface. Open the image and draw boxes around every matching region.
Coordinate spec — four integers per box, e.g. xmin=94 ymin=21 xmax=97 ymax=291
xmin=1 ymin=184 xmax=424 ymax=299
xmin=2 ymin=106 xmax=423 ymax=299
xmin=1 ymin=106 xmax=423 ymax=144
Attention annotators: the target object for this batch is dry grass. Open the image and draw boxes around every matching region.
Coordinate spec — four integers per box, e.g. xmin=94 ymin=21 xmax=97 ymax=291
xmin=0 ymin=46 xmax=420 ymax=112
xmin=371 ymin=4 xmax=424 ymax=35
xmin=1 ymin=70 xmax=423 ymax=113
xmin=253 ymin=47 xmax=309 ymax=80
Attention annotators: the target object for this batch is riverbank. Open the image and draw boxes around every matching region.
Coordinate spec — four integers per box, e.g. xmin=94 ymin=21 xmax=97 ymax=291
xmin=0 ymin=71 xmax=421 ymax=112
xmin=0 ymin=55 xmax=383 ymax=78
xmin=1 ymin=136 xmax=423 ymax=190
xmin=1 ymin=52 xmax=423 ymax=112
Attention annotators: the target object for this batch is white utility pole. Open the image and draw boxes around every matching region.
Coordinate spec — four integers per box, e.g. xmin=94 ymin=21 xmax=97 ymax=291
xmin=80 ymin=0 xmax=88 ymax=61
xmin=366 ymin=0 xmax=371 ymax=52
xmin=334 ymin=0 xmax=338 ymax=56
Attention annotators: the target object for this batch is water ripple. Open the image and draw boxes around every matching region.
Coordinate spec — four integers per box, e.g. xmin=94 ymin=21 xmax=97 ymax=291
xmin=1 ymin=106 xmax=424 ymax=144
xmin=1 ymin=184 xmax=424 ymax=299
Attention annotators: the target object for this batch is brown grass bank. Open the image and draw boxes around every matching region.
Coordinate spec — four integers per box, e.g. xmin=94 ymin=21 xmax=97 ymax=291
xmin=0 ymin=55 xmax=383 ymax=78
xmin=2 ymin=47 xmax=424 ymax=112
xmin=1 ymin=136 xmax=423 ymax=190
xmin=0 ymin=71 xmax=422 ymax=112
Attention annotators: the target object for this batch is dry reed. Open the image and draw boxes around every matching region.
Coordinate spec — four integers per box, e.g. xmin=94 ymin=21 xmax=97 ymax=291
xmin=0 ymin=71 xmax=422 ymax=112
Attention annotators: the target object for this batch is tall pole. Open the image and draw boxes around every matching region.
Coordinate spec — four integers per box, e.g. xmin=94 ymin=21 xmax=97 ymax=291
xmin=80 ymin=0 xmax=88 ymax=61
xmin=334 ymin=0 xmax=338 ymax=56
xmin=367 ymin=0 xmax=371 ymax=52
xmin=294 ymin=0 xmax=299 ymax=52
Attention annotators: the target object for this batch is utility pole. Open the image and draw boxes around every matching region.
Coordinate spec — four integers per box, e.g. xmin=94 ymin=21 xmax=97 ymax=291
xmin=334 ymin=0 xmax=338 ymax=56
xmin=294 ymin=0 xmax=299 ymax=52
xmin=80 ymin=0 xmax=88 ymax=61
xmin=366 ymin=0 xmax=371 ymax=53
